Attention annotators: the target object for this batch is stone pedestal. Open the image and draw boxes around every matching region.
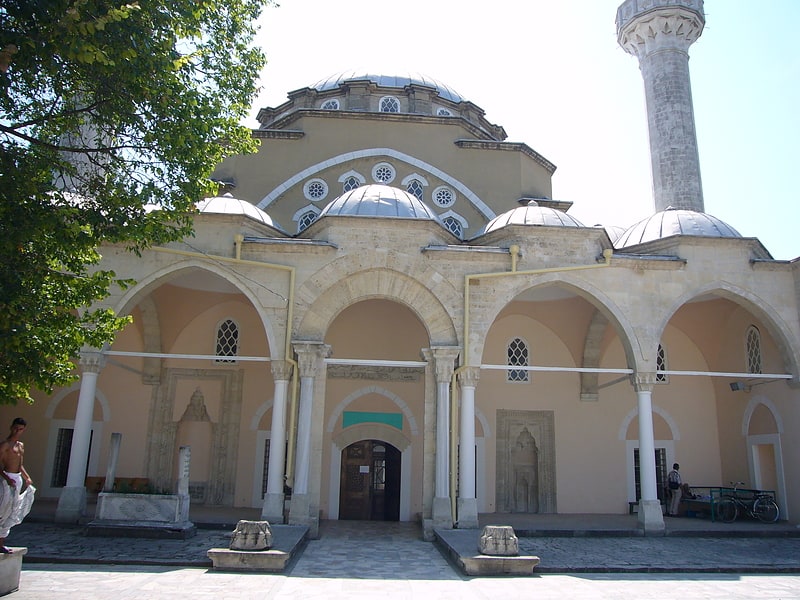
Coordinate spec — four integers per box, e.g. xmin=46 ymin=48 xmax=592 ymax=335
xmin=87 ymin=492 xmax=195 ymax=539
xmin=55 ymin=486 xmax=86 ymax=523
xmin=261 ymin=492 xmax=285 ymax=524
xmin=0 ymin=547 xmax=26 ymax=596
xmin=456 ymin=497 xmax=479 ymax=529
xmin=479 ymin=525 xmax=519 ymax=556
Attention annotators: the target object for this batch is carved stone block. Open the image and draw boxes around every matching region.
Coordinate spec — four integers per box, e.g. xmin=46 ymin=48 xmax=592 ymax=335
xmin=478 ymin=525 xmax=519 ymax=556
xmin=230 ymin=520 xmax=273 ymax=551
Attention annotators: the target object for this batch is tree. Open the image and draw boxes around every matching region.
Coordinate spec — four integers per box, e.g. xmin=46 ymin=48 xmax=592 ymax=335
xmin=0 ymin=0 xmax=269 ymax=403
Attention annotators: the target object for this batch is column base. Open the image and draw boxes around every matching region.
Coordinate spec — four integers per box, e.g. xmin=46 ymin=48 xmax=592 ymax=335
xmin=55 ymin=486 xmax=87 ymax=524
xmin=261 ymin=492 xmax=286 ymax=524
xmin=432 ymin=496 xmax=454 ymax=529
xmin=288 ymin=493 xmax=319 ymax=538
xmin=456 ymin=497 xmax=479 ymax=529
xmin=637 ymin=499 xmax=665 ymax=534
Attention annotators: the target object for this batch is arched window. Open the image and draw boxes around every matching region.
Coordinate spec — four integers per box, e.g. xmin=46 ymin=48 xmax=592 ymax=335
xmin=379 ymin=96 xmax=400 ymax=113
xmin=436 ymin=107 xmax=452 ymax=116
xmin=656 ymin=343 xmax=668 ymax=383
xmin=215 ymin=319 xmax=239 ymax=363
xmin=343 ymin=176 xmax=361 ymax=192
xmin=507 ymin=338 xmax=529 ymax=382
xmin=442 ymin=216 xmax=463 ymax=238
xmin=406 ymin=179 xmax=424 ymax=200
xmin=321 ymin=98 xmax=340 ymax=110
xmin=297 ymin=210 xmax=317 ymax=232
xmin=746 ymin=325 xmax=762 ymax=374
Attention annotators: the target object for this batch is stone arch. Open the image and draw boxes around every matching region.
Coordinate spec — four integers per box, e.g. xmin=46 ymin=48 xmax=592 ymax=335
xmin=472 ymin=272 xmax=640 ymax=371
xmin=658 ymin=282 xmax=800 ymax=381
xmin=618 ymin=404 xmax=681 ymax=441
xmin=326 ymin=386 xmax=419 ymax=436
xmin=113 ymin=258 xmax=280 ymax=358
xmin=332 ymin=422 xmax=411 ymax=451
xmin=257 ymin=147 xmax=494 ymax=220
xmin=45 ymin=382 xmax=111 ymax=422
xmin=296 ymin=259 xmax=459 ymax=346
xmin=742 ymin=395 xmax=784 ymax=436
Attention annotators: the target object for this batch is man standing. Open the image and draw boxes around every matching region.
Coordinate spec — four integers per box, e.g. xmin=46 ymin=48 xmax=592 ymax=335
xmin=0 ymin=417 xmax=36 ymax=553
xmin=667 ymin=463 xmax=682 ymax=517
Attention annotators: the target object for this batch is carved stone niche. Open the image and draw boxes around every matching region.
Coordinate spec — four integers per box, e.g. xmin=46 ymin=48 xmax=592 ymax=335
xmin=496 ymin=410 xmax=556 ymax=513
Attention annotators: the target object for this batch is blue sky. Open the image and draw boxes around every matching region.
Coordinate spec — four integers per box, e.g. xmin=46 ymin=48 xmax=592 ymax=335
xmin=249 ymin=0 xmax=798 ymax=260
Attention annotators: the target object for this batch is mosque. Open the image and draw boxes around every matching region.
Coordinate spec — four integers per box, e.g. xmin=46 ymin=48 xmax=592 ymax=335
xmin=4 ymin=0 xmax=798 ymax=536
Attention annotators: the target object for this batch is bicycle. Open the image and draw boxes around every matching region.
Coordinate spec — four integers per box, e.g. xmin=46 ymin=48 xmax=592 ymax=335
xmin=716 ymin=481 xmax=779 ymax=523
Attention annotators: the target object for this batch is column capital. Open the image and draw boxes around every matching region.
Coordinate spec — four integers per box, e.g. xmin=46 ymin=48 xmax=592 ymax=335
xmin=270 ymin=360 xmax=294 ymax=381
xmin=292 ymin=341 xmax=331 ymax=378
xmin=457 ymin=366 xmax=480 ymax=388
xmin=633 ymin=372 xmax=657 ymax=393
xmin=617 ymin=0 xmax=704 ymax=59
xmin=79 ymin=348 xmax=105 ymax=374
xmin=422 ymin=347 xmax=461 ymax=383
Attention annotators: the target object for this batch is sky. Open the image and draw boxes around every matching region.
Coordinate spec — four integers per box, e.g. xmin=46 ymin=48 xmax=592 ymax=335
xmin=247 ymin=0 xmax=799 ymax=260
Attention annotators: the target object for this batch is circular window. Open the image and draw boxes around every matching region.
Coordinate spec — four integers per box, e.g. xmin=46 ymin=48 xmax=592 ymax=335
xmin=321 ymin=99 xmax=340 ymax=110
xmin=303 ymin=178 xmax=328 ymax=201
xmin=432 ymin=185 xmax=455 ymax=208
xmin=372 ymin=162 xmax=396 ymax=184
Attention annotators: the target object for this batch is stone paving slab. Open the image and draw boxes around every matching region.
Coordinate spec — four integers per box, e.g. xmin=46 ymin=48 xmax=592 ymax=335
xmin=7 ymin=519 xmax=800 ymax=574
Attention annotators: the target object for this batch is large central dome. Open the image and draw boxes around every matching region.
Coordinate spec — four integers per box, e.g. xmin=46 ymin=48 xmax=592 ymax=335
xmin=320 ymin=184 xmax=443 ymax=221
xmin=310 ymin=71 xmax=465 ymax=103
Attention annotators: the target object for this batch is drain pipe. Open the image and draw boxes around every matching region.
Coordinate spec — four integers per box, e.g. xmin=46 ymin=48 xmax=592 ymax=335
xmin=449 ymin=247 xmax=614 ymax=523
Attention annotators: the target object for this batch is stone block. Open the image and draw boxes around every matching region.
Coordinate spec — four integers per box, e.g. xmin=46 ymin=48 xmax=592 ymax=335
xmin=0 ymin=547 xmax=26 ymax=596
xmin=479 ymin=525 xmax=519 ymax=556
xmin=230 ymin=520 xmax=273 ymax=551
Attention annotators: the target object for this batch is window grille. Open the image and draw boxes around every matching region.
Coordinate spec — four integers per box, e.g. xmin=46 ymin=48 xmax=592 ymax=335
xmin=343 ymin=176 xmax=361 ymax=193
xmin=215 ymin=319 xmax=239 ymax=363
xmin=656 ymin=344 xmax=668 ymax=383
xmin=321 ymin=99 xmax=340 ymax=110
xmin=297 ymin=210 xmax=317 ymax=232
xmin=634 ymin=447 xmax=667 ymax=502
xmin=432 ymin=186 xmax=455 ymax=208
xmin=746 ymin=325 xmax=762 ymax=374
xmin=406 ymin=179 xmax=424 ymax=200
xmin=507 ymin=338 xmax=529 ymax=382
xmin=442 ymin=216 xmax=462 ymax=238
xmin=372 ymin=162 xmax=395 ymax=183
xmin=303 ymin=178 xmax=328 ymax=201
xmin=379 ymin=96 xmax=400 ymax=113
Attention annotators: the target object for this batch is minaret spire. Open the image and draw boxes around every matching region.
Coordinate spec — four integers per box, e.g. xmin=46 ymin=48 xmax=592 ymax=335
xmin=617 ymin=0 xmax=706 ymax=213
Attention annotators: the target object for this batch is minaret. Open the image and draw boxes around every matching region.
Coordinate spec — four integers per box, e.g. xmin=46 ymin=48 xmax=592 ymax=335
xmin=616 ymin=0 xmax=705 ymax=213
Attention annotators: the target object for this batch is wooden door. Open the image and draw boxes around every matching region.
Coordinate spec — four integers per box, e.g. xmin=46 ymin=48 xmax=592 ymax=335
xmin=339 ymin=441 xmax=372 ymax=520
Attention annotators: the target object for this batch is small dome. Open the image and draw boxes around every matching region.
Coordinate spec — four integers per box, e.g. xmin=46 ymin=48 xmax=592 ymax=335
xmin=311 ymin=71 xmax=464 ymax=103
xmin=594 ymin=224 xmax=627 ymax=244
xmin=615 ymin=208 xmax=741 ymax=248
xmin=320 ymin=184 xmax=443 ymax=221
xmin=196 ymin=193 xmax=274 ymax=227
xmin=481 ymin=200 xmax=585 ymax=234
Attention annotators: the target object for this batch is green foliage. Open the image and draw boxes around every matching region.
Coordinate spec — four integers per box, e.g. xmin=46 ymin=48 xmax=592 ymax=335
xmin=0 ymin=0 xmax=269 ymax=403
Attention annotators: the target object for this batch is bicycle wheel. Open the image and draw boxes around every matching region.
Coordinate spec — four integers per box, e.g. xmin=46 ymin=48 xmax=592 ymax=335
xmin=716 ymin=498 xmax=738 ymax=523
xmin=752 ymin=497 xmax=780 ymax=523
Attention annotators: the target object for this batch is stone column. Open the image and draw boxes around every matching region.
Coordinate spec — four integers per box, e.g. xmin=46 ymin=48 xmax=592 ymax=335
xmin=261 ymin=360 xmax=294 ymax=523
xmin=633 ymin=373 xmax=665 ymax=533
xmin=102 ymin=433 xmax=122 ymax=492
xmin=56 ymin=348 xmax=105 ymax=523
xmin=457 ymin=367 xmax=480 ymax=529
xmin=288 ymin=342 xmax=330 ymax=532
xmin=617 ymin=0 xmax=705 ymax=213
xmin=425 ymin=347 xmax=459 ymax=529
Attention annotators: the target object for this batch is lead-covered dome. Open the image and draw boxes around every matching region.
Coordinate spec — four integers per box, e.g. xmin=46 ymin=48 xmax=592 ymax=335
xmin=196 ymin=193 xmax=275 ymax=227
xmin=320 ymin=184 xmax=443 ymax=221
xmin=481 ymin=200 xmax=585 ymax=234
xmin=311 ymin=71 xmax=464 ymax=103
xmin=615 ymin=208 xmax=741 ymax=248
